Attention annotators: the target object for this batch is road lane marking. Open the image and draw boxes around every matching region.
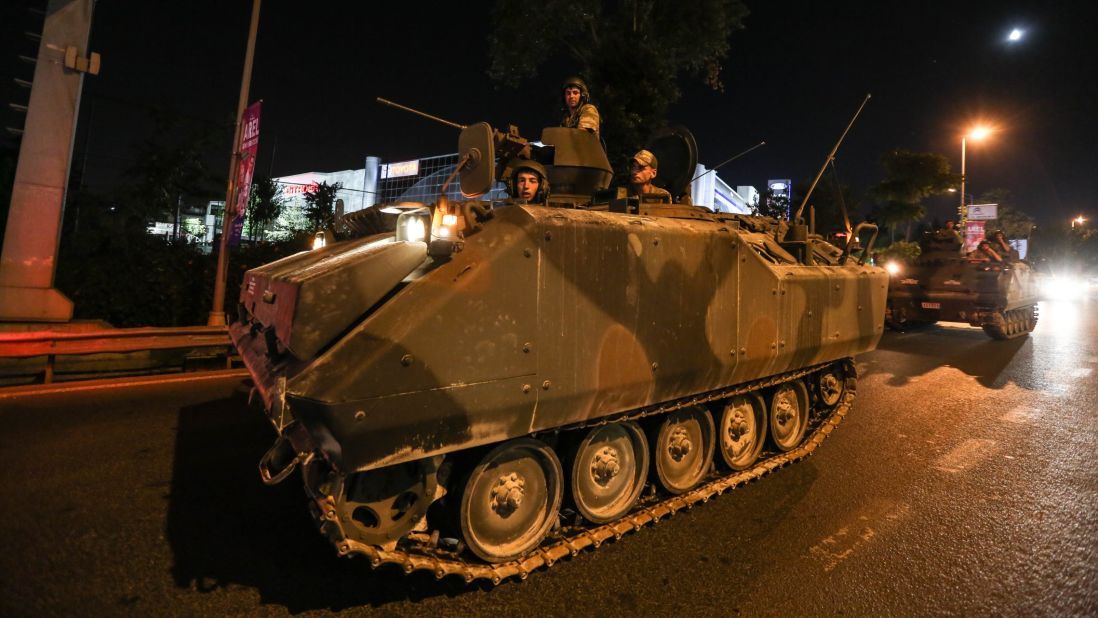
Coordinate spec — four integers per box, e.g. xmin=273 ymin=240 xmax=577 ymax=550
xmin=807 ymin=502 xmax=911 ymax=572
xmin=1001 ymin=405 xmax=1037 ymax=424
xmin=933 ymin=439 xmax=999 ymax=473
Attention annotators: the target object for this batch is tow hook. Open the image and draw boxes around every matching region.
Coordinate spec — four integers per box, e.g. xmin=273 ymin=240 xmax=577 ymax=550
xmin=258 ymin=434 xmax=311 ymax=485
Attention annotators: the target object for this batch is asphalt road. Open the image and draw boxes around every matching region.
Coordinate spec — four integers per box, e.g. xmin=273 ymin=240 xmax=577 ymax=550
xmin=2 ymin=300 xmax=1096 ymax=616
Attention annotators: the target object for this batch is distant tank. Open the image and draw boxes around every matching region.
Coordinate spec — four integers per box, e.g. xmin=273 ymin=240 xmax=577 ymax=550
xmin=228 ymin=107 xmax=888 ymax=583
xmin=885 ymin=230 xmax=1039 ymax=339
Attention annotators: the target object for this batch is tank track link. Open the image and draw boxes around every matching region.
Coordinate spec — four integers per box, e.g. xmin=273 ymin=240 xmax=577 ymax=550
xmin=982 ymin=304 xmax=1039 ymax=340
xmin=322 ymin=359 xmax=857 ymax=585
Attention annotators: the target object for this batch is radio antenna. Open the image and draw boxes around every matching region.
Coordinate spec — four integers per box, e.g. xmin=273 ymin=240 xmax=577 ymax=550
xmin=793 ymin=93 xmax=871 ymax=222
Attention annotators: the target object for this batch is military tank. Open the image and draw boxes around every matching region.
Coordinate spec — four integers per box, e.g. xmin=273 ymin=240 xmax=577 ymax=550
xmin=885 ymin=230 xmax=1039 ymax=339
xmin=228 ymin=107 xmax=888 ymax=584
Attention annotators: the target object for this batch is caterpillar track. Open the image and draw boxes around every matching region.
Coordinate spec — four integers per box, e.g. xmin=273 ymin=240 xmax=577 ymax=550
xmin=982 ymin=305 xmax=1039 ymax=340
xmin=303 ymin=360 xmax=856 ymax=586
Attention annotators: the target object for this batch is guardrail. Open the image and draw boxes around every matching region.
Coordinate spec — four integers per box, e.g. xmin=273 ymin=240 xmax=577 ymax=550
xmin=0 ymin=326 xmax=234 ymax=384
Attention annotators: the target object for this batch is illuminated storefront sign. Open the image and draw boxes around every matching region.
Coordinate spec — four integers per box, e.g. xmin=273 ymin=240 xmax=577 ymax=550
xmin=283 ymin=182 xmax=320 ymax=196
xmin=966 ymin=203 xmax=998 ymax=220
xmin=382 ymin=160 xmax=420 ymax=179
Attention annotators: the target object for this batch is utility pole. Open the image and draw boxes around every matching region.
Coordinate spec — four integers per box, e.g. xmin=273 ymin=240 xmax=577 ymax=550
xmin=208 ymin=0 xmax=261 ymax=326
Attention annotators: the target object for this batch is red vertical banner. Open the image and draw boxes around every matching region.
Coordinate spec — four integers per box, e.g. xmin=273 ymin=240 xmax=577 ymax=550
xmin=963 ymin=220 xmax=985 ymax=255
xmin=229 ymin=101 xmax=261 ymax=248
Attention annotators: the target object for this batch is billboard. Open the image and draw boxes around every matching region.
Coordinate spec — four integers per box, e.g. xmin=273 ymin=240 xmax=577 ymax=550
xmin=230 ymin=101 xmax=262 ymax=248
xmin=966 ymin=203 xmax=998 ymax=221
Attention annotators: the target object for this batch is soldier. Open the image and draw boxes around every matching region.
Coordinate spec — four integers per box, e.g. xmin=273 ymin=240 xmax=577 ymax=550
xmin=988 ymin=229 xmax=1018 ymax=260
xmin=509 ymin=159 xmax=549 ymax=203
xmin=971 ymin=240 xmax=1002 ymax=262
xmin=941 ymin=220 xmax=962 ymax=242
xmin=628 ymin=149 xmax=671 ymax=201
xmin=561 ymin=76 xmax=600 ymax=135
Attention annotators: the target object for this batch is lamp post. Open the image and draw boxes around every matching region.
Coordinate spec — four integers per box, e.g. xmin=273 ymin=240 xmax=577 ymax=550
xmin=1072 ymin=216 xmax=1086 ymax=229
xmin=208 ymin=0 xmax=262 ymax=326
xmin=958 ymin=126 xmax=991 ymax=227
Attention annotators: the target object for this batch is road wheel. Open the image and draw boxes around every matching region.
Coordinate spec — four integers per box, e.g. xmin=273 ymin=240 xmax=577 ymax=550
xmin=718 ymin=394 xmax=766 ymax=471
xmin=651 ymin=406 xmax=715 ymax=494
xmin=769 ymin=380 xmax=809 ymax=451
xmin=816 ymin=366 xmax=846 ymax=408
xmin=568 ymin=422 xmax=648 ymax=523
xmin=459 ymin=438 xmax=562 ymax=563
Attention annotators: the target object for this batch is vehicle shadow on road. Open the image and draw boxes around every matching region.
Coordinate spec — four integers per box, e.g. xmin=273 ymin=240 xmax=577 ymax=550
xmin=862 ymin=326 xmax=1030 ymax=389
xmin=165 ymin=388 xmax=477 ymax=612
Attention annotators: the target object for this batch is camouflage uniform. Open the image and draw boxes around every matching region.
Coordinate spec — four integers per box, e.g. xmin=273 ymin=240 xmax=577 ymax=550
xmin=562 ymin=103 xmax=600 ymax=134
xmin=560 ymin=77 xmax=600 ymax=135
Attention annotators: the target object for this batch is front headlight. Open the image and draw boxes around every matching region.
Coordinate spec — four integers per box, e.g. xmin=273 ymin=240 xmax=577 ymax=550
xmin=395 ymin=209 xmax=431 ymax=243
xmin=1040 ymin=274 xmax=1083 ymax=300
xmin=405 ymin=217 xmax=426 ymax=242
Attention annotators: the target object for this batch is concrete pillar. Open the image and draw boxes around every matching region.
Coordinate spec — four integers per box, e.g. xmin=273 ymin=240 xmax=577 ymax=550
xmin=363 ymin=156 xmax=380 ymax=208
xmin=0 ymin=0 xmax=94 ymax=322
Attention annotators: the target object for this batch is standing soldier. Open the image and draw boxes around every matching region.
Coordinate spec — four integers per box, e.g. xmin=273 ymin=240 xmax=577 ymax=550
xmin=560 ymin=76 xmax=600 ymax=135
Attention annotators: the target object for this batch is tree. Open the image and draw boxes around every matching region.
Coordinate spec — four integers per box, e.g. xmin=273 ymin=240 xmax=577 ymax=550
xmin=123 ymin=114 xmax=223 ymax=236
xmin=488 ymin=0 xmax=749 ymax=167
xmin=752 ymin=187 xmax=789 ymax=219
xmin=976 ymin=188 xmax=1035 ymax=239
xmin=246 ymin=175 xmax=285 ymax=241
xmin=869 ymin=149 xmax=957 ymax=241
xmin=794 ymin=175 xmax=863 ymax=234
xmin=303 ymin=181 xmax=343 ymax=231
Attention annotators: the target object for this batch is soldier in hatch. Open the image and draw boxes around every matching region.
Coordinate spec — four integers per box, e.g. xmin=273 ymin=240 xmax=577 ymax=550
xmin=560 ymin=76 xmax=600 ymax=135
xmin=509 ymin=159 xmax=549 ymax=204
xmin=938 ymin=220 xmax=962 ymax=243
xmin=988 ymin=229 xmax=1018 ymax=260
xmin=628 ymin=149 xmax=671 ymax=201
xmin=970 ymin=240 xmax=1003 ymax=262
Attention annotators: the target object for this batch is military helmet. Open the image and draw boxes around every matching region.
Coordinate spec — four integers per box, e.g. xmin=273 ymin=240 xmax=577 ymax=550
xmin=561 ymin=76 xmax=590 ymax=106
xmin=510 ymin=159 xmax=549 ymax=202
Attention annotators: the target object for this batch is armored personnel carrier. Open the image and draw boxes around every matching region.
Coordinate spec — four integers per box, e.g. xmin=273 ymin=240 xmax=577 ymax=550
xmin=228 ymin=113 xmax=888 ymax=584
xmin=885 ymin=231 xmax=1039 ymax=339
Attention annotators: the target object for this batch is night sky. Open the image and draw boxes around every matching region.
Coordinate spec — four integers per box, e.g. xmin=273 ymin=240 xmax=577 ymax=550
xmin=2 ymin=0 xmax=1095 ymax=225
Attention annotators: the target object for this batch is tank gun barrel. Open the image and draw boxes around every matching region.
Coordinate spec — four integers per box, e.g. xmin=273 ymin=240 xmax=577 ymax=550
xmin=376 ymin=97 xmax=467 ymax=130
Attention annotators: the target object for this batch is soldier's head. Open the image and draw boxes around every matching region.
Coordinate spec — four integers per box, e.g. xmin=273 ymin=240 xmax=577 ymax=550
xmin=992 ymin=229 xmax=1006 ymax=240
xmin=510 ymin=160 xmax=548 ymax=202
xmin=630 ymin=150 xmax=659 ymax=187
xmin=562 ymin=76 xmax=589 ymax=111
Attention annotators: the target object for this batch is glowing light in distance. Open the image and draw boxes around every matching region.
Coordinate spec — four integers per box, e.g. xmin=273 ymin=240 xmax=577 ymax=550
xmin=885 ymin=261 xmax=902 ymax=275
xmin=968 ymin=126 xmax=991 ymax=140
xmin=1007 ymin=28 xmax=1024 ymax=42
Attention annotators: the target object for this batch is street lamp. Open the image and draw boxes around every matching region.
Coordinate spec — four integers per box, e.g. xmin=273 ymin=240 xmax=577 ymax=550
xmin=1072 ymin=216 xmax=1086 ymax=228
xmin=959 ymin=126 xmax=992 ymax=226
